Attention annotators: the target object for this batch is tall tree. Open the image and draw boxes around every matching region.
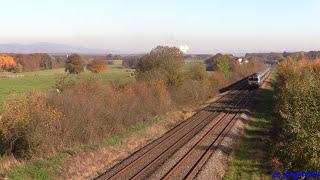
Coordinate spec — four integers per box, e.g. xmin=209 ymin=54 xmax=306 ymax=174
xmin=136 ymin=46 xmax=184 ymax=87
xmin=65 ymin=54 xmax=84 ymax=74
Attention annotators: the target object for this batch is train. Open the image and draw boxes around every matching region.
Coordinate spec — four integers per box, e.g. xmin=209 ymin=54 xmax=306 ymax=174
xmin=247 ymin=67 xmax=271 ymax=88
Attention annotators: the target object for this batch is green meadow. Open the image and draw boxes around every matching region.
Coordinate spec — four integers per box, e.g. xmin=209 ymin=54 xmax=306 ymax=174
xmin=0 ymin=64 xmax=134 ymax=103
xmin=0 ymin=59 xmax=203 ymax=104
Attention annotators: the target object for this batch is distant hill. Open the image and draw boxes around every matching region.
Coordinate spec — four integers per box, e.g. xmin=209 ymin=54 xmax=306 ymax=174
xmin=0 ymin=42 xmax=107 ymax=54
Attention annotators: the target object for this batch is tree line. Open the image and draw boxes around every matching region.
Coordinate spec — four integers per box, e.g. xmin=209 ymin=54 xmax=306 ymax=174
xmin=0 ymin=53 xmax=65 ymax=72
xmin=0 ymin=53 xmax=109 ymax=74
xmin=245 ymin=51 xmax=320 ymax=63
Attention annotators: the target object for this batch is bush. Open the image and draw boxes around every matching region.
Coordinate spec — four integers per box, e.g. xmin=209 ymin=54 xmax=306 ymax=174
xmin=0 ymin=78 xmax=171 ymax=158
xmin=0 ymin=92 xmax=62 ymax=158
xmin=171 ymin=80 xmax=210 ymax=106
xmin=209 ymin=71 xmax=229 ymax=93
xmin=274 ymin=58 xmax=320 ymax=171
xmin=87 ymin=59 xmax=108 ymax=73
xmin=172 ymin=63 xmax=212 ymax=106
xmin=65 ymin=54 xmax=84 ymax=74
xmin=188 ymin=63 xmax=208 ymax=81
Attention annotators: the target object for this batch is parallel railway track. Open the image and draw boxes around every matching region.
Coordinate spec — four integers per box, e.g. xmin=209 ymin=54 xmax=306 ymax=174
xmin=162 ymin=90 xmax=254 ymax=179
xmin=95 ymin=76 xmax=264 ymax=180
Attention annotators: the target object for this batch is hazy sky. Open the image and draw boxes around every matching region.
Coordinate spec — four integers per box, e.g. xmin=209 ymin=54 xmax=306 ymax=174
xmin=0 ymin=0 xmax=320 ymax=53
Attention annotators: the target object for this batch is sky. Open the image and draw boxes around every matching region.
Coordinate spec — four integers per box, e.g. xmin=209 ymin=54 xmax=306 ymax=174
xmin=0 ymin=0 xmax=320 ymax=54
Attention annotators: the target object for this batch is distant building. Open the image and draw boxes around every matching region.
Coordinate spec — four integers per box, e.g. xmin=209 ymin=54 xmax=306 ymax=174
xmin=237 ymin=58 xmax=249 ymax=65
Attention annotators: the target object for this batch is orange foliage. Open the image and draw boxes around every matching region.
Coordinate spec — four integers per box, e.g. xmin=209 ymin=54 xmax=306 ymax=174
xmin=87 ymin=59 xmax=107 ymax=73
xmin=280 ymin=58 xmax=320 ymax=73
xmin=297 ymin=58 xmax=312 ymax=70
xmin=311 ymin=59 xmax=320 ymax=72
xmin=0 ymin=55 xmax=16 ymax=71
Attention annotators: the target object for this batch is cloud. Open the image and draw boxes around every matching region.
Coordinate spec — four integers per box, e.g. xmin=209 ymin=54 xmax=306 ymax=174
xmin=179 ymin=45 xmax=190 ymax=53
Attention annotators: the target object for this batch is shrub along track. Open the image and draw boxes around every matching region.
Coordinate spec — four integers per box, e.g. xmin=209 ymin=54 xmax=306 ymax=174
xmin=95 ymin=80 xmax=256 ymax=180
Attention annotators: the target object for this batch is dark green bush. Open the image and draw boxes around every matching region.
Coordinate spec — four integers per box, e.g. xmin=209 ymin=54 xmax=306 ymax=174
xmin=65 ymin=54 xmax=85 ymax=74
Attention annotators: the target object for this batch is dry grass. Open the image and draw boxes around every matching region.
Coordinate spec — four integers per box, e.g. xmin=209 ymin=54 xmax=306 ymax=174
xmin=0 ymin=78 xmax=172 ymax=159
xmin=0 ymin=155 xmax=20 ymax=174
xmin=60 ymin=100 xmax=198 ymax=179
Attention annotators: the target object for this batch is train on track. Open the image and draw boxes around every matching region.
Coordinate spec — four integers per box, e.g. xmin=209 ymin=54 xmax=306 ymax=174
xmin=248 ymin=67 xmax=271 ymax=89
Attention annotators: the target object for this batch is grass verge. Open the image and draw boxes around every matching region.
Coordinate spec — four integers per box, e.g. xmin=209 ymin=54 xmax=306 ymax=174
xmin=101 ymin=116 xmax=161 ymax=147
xmin=224 ymin=82 xmax=274 ymax=180
xmin=4 ymin=154 xmax=64 ymax=180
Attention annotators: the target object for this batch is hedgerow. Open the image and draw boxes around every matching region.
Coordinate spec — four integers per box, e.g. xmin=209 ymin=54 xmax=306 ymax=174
xmin=274 ymin=58 xmax=320 ymax=171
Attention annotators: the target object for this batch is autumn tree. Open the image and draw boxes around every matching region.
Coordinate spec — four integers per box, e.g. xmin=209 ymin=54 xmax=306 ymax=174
xmin=215 ymin=56 xmax=231 ymax=77
xmin=65 ymin=54 xmax=84 ymax=74
xmin=39 ymin=54 xmax=53 ymax=69
xmin=205 ymin=53 xmax=232 ymax=76
xmin=13 ymin=53 xmax=55 ymax=71
xmin=136 ymin=46 xmax=184 ymax=87
xmin=122 ymin=56 xmax=140 ymax=69
xmin=188 ymin=63 xmax=207 ymax=81
xmin=51 ymin=56 xmax=66 ymax=68
xmin=87 ymin=59 xmax=108 ymax=73
xmin=0 ymin=55 xmax=16 ymax=72
xmin=14 ymin=63 xmax=24 ymax=73
xmin=205 ymin=53 xmax=233 ymax=71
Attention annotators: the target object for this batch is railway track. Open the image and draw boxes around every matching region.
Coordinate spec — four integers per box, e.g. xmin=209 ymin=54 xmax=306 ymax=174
xmin=95 ymin=80 xmax=256 ymax=180
xmin=162 ymin=90 xmax=254 ymax=179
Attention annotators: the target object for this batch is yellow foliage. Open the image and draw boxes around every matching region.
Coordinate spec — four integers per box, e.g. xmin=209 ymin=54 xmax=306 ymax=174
xmin=0 ymin=91 xmax=63 ymax=157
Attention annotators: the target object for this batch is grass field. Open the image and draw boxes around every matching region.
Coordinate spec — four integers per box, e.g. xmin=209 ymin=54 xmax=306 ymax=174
xmin=0 ymin=60 xmax=204 ymax=103
xmin=0 ymin=64 xmax=134 ymax=103
xmin=224 ymin=81 xmax=274 ymax=180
